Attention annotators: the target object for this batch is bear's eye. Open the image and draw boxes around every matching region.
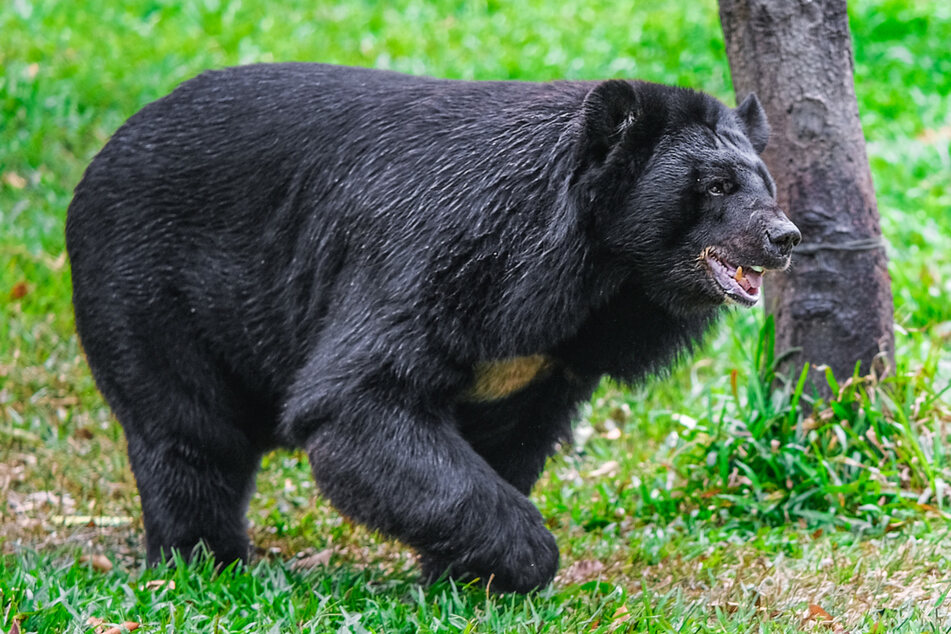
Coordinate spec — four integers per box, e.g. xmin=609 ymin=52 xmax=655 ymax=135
xmin=707 ymin=180 xmax=735 ymax=196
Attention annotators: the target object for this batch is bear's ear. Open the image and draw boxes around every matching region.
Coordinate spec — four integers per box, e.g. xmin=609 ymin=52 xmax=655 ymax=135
xmin=578 ymin=80 xmax=639 ymax=167
xmin=735 ymin=93 xmax=769 ymax=154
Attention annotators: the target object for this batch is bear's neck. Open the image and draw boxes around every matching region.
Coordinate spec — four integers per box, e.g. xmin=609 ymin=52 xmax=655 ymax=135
xmin=463 ymin=204 xmax=627 ymax=360
xmin=552 ymin=274 xmax=721 ymax=384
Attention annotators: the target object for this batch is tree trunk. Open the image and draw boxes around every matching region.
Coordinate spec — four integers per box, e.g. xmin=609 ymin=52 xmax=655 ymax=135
xmin=718 ymin=0 xmax=895 ymax=390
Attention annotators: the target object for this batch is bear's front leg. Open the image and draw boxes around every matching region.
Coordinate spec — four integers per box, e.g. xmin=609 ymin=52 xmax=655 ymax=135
xmin=298 ymin=389 xmax=559 ymax=593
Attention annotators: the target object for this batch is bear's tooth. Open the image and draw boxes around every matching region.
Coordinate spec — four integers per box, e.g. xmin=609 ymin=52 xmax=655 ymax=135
xmin=734 ymin=266 xmax=744 ymax=282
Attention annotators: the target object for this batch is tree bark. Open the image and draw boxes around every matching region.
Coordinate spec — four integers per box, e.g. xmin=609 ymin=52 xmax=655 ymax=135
xmin=718 ymin=0 xmax=894 ymax=389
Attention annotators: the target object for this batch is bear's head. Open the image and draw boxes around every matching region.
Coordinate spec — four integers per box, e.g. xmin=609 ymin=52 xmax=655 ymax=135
xmin=575 ymin=80 xmax=800 ymax=314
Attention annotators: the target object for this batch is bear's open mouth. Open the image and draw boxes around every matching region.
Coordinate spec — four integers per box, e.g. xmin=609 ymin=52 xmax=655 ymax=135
xmin=702 ymin=248 xmax=764 ymax=307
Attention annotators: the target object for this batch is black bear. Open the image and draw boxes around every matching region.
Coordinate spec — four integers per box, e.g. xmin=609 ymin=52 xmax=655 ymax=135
xmin=66 ymin=63 xmax=799 ymax=593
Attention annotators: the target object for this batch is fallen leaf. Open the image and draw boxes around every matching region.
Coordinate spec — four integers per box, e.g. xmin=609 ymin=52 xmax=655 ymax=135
xmin=102 ymin=622 xmax=140 ymax=634
xmin=589 ymin=460 xmax=619 ymax=478
xmin=144 ymin=579 xmax=175 ymax=590
xmin=608 ymin=604 xmax=632 ymax=632
xmin=602 ymin=427 xmax=621 ymax=440
xmin=80 ymin=554 xmax=114 ymax=572
xmin=291 ymin=548 xmax=333 ymax=570
xmin=74 ymin=426 xmax=95 ymax=440
xmin=2 ymin=172 xmax=27 ymax=189
xmin=917 ymin=126 xmax=951 ymax=143
xmin=803 ymin=603 xmax=848 ymax=632
xmin=556 ymin=558 xmax=605 ymax=586
xmin=10 ymin=281 xmax=28 ymax=300
xmin=885 ymin=520 xmax=906 ymax=533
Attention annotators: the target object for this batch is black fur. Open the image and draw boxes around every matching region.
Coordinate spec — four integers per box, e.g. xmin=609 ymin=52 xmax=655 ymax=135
xmin=66 ymin=63 xmax=798 ymax=593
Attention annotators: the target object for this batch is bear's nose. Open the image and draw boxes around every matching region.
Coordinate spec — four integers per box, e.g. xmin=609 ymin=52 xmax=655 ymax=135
xmin=767 ymin=218 xmax=801 ymax=256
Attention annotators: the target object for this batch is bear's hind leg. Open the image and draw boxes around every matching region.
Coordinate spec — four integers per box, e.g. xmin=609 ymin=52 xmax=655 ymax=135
xmin=126 ymin=421 xmax=263 ymax=566
xmin=80 ymin=324 xmax=266 ymax=566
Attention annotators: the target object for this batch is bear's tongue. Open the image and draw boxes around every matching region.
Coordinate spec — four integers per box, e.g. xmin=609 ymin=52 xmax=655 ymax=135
xmin=733 ymin=266 xmax=763 ymax=294
xmin=706 ymin=252 xmax=764 ymax=305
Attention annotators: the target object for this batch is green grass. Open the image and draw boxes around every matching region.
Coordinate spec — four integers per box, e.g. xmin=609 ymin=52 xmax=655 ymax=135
xmin=4 ymin=528 xmax=951 ymax=633
xmin=3 ymin=527 xmax=950 ymax=632
xmin=2 ymin=0 xmax=951 ymax=631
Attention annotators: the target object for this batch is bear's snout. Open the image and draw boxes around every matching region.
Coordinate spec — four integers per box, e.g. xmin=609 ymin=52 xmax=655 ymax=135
xmin=766 ymin=214 xmax=801 ymax=258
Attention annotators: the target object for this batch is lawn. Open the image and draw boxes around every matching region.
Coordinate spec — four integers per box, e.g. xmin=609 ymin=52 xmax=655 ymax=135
xmin=1 ymin=0 xmax=950 ymax=632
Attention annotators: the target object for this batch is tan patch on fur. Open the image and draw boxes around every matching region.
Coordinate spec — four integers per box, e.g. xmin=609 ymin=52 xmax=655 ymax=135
xmin=464 ymin=355 xmax=553 ymax=402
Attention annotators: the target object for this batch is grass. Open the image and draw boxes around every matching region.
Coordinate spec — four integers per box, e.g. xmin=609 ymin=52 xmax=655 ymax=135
xmin=2 ymin=0 xmax=950 ymax=631
xmin=2 ymin=527 xmax=950 ymax=632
